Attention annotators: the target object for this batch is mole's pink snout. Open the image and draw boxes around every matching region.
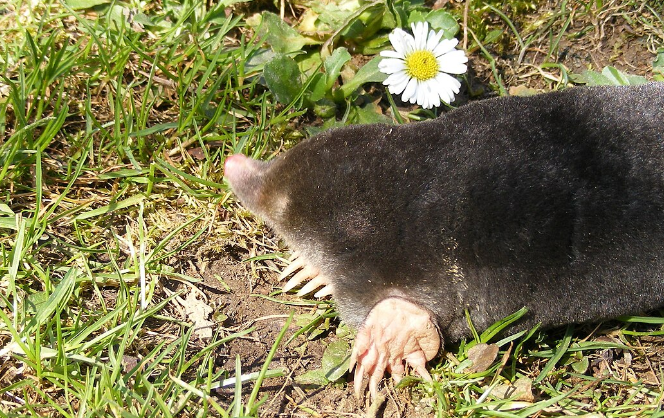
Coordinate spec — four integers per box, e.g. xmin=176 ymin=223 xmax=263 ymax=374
xmin=224 ymin=154 xmax=251 ymax=187
xmin=224 ymin=154 xmax=270 ymax=213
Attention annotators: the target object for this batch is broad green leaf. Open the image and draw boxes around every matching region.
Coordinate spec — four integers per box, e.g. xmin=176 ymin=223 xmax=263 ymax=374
xmin=580 ymin=66 xmax=649 ymax=86
xmin=294 ymin=369 xmax=329 ymax=386
xmin=577 ymin=70 xmax=612 ymax=86
xmin=64 ymin=0 xmax=110 ymax=9
xmin=313 ymin=98 xmax=337 ymax=118
xmin=571 ymin=356 xmax=589 ymax=373
xmin=425 ymin=10 xmax=460 ymax=38
xmin=339 ymin=55 xmax=387 ymax=97
xmin=349 ymin=104 xmax=391 ymax=125
xmin=311 ymin=0 xmax=362 ymax=31
xmin=0 ymin=217 xmax=17 ymax=230
xmin=601 ymin=66 xmax=647 ymax=85
xmin=654 ymin=50 xmax=664 ymax=74
xmin=321 ymin=340 xmax=351 ymax=382
xmin=308 ymin=73 xmax=329 ymax=103
xmin=324 ymin=47 xmax=352 ymax=91
xmin=0 ymin=202 xmax=13 ymax=215
xmin=256 ymin=12 xmax=310 ymax=54
xmin=23 ymin=291 xmax=49 ymax=314
xmin=264 ymin=55 xmax=303 ymax=105
xmin=408 ymin=11 xmax=427 ymax=25
xmin=244 ymin=48 xmax=278 ymax=74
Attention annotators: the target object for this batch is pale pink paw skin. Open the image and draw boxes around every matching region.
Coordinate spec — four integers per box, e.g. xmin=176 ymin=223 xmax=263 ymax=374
xmin=349 ymin=297 xmax=440 ymax=399
xmin=279 ymin=252 xmax=334 ymax=297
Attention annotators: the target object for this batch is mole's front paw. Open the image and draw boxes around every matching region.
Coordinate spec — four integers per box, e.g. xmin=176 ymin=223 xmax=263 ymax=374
xmin=279 ymin=252 xmax=334 ymax=297
xmin=349 ymin=297 xmax=440 ymax=399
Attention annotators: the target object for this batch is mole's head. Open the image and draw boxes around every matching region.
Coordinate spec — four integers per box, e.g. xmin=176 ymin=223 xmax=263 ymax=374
xmin=224 ymin=154 xmax=291 ymax=226
xmin=224 ymin=124 xmax=400 ymax=253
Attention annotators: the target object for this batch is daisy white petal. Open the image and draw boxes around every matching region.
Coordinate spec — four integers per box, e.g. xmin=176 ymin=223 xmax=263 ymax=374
xmin=411 ymin=22 xmax=425 ymax=49
xmin=434 ymin=72 xmax=461 ymax=102
xmin=380 ymin=50 xmax=405 ymax=59
xmin=403 ymin=77 xmax=418 ymax=103
xmin=437 ymin=51 xmax=468 ymax=74
xmin=433 ymin=38 xmax=459 ymax=57
xmin=378 ymin=58 xmax=406 ymax=74
xmin=425 ymin=29 xmax=443 ymax=51
xmin=416 ymin=81 xmax=429 ymax=106
xmin=426 ymin=79 xmax=443 ymax=108
xmin=389 ymin=28 xmax=411 ymax=56
xmin=384 ymin=72 xmax=410 ymax=94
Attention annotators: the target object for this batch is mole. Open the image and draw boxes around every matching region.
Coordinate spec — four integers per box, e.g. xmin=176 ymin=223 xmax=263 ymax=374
xmin=224 ymin=83 xmax=664 ymax=397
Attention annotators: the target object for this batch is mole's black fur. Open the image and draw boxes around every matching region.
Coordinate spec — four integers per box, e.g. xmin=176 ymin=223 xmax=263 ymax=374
xmin=232 ymin=84 xmax=664 ymax=344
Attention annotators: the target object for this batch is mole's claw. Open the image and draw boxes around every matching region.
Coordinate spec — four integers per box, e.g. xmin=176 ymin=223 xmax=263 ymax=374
xmin=314 ymin=284 xmax=334 ymax=298
xmin=389 ymin=359 xmax=405 ymax=383
xmin=283 ymin=265 xmax=319 ymax=292
xmin=296 ymin=274 xmax=328 ymax=296
xmin=369 ymin=372 xmax=381 ymax=400
xmin=391 ymin=372 xmax=404 ymax=384
xmin=407 ymin=350 xmax=432 ymax=381
xmin=279 ymin=255 xmax=306 ymax=280
xmin=354 ymin=363 xmax=365 ymax=398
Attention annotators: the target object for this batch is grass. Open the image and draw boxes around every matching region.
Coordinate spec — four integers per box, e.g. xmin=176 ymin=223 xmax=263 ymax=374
xmin=0 ymin=0 xmax=663 ymax=417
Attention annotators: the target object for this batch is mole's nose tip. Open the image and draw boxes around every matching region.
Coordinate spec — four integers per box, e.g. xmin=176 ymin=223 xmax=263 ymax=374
xmin=224 ymin=154 xmax=248 ymax=175
xmin=224 ymin=154 xmax=252 ymax=186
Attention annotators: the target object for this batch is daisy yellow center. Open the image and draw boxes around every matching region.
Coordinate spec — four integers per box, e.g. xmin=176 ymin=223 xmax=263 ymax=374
xmin=405 ymin=50 xmax=439 ymax=81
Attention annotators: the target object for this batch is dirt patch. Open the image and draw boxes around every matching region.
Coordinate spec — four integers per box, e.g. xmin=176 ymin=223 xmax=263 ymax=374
xmin=189 ymin=254 xmax=440 ymax=416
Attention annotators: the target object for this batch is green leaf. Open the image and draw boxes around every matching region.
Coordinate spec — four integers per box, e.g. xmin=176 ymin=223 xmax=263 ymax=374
xmin=571 ymin=356 xmax=589 ymax=374
xmin=484 ymin=29 xmax=503 ymax=44
xmin=0 ymin=217 xmax=17 ymax=230
xmin=74 ymin=194 xmax=146 ymax=221
xmin=23 ymin=291 xmax=49 ymax=314
xmin=321 ymin=340 xmax=351 ymax=382
xmin=264 ymin=55 xmax=304 ymax=105
xmin=425 ymin=10 xmax=459 ymax=38
xmin=308 ymin=73 xmax=329 ymax=103
xmin=220 ymin=0 xmax=254 ymax=6
xmin=534 ymin=324 xmax=574 ymax=383
xmin=579 ymin=66 xmax=649 ymax=86
xmin=25 ymin=268 xmax=79 ymax=335
xmin=64 ymin=0 xmax=110 ymax=9
xmin=324 ymin=48 xmax=352 ymax=91
xmin=0 ymin=202 xmax=14 ymax=215
xmin=602 ymin=66 xmax=648 ymax=85
xmin=408 ymin=11 xmax=427 ymax=25
xmin=654 ymin=49 xmax=664 ymax=74
xmin=479 ymin=306 xmax=528 ymax=344
xmin=339 ymin=55 xmax=387 ymax=98
xmin=349 ymin=104 xmax=391 ymax=125
xmin=294 ymin=369 xmax=329 ymax=386
xmin=256 ymin=12 xmax=310 ymax=54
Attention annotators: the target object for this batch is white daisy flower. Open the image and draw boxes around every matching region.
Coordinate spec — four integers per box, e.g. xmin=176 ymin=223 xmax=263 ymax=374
xmin=378 ymin=21 xmax=468 ymax=109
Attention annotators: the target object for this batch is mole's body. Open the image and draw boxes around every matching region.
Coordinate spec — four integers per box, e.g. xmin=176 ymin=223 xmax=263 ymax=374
xmin=225 ymin=83 xmax=664 ymax=394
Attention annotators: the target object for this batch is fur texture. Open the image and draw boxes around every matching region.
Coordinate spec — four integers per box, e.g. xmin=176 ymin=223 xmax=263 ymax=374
xmin=227 ymin=83 xmax=664 ymax=344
